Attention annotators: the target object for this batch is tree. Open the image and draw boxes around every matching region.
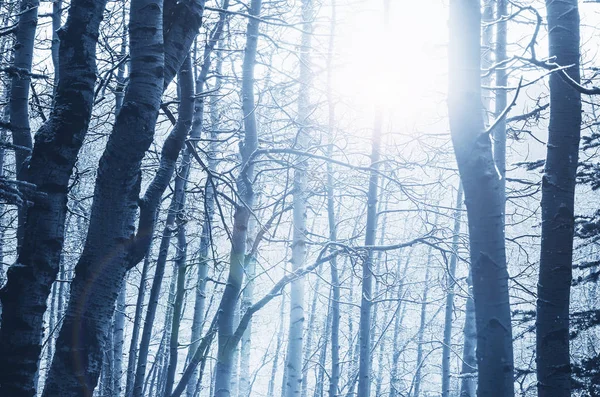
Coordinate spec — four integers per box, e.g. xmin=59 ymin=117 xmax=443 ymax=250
xmin=447 ymin=0 xmax=515 ymax=396
xmin=0 ymin=1 xmax=110 ymax=394
xmin=536 ymin=0 xmax=582 ymax=395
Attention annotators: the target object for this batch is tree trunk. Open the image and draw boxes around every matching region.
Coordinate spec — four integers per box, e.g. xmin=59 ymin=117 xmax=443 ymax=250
xmin=536 ymin=0 xmax=581 ymax=396
xmin=185 ymin=9 xmax=228 ymax=395
xmin=239 ymin=215 xmax=258 ymax=397
xmin=163 ymin=54 xmax=194 ymax=397
xmin=325 ymin=1 xmax=339 ymax=395
xmin=267 ymin=293 xmax=287 ymax=397
xmin=213 ymin=0 xmax=261 ymax=392
xmin=389 ymin=252 xmax=411 ymax=397
xmin=284 ymin=0 xmax=313 ymax=393
xmin=125 ymin=254 xmax=152 ymax=397
xmin=9 ymin=0 xmax=39 ymax=244
xmin=447 ymin=1 xmax=514 ymax=395
xmin=357 ymin=109 xmax=383 ymax=397
xmin=412 ymin=245 xmax=434 ymax=397
xmin=0 ymin=1 xmax=109 ymax=395
xmin=441 ymin=185 xmax=463 ymax=397
xmin=459 ymin=274 xmax=477 ymax=397
xmin=42 ymin=0 xmax=165 ymax=393
xmin=113 ymin=283 xmax=126 ymax=396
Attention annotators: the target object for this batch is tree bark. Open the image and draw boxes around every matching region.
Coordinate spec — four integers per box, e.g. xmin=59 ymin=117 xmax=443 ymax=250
xmin=125 ymin=253 xmax=152 ymax=397
xmin=536 ymin=1 xmax=581 ymax=396
xmin=447 ymin=1 xmax=514 ymax=395
xmin=357 ymin=111 xmax=382 ymax=397
xmin=441 ymin=185 xmax=463 ymax=397
xmin=284 ymin=0 xmax=313 ymax=392
xmin=213 ymin=0 xmax=261 ymax=393
xmin=42 ymin=0 xmax=166 ymax=393
xmin=9 ymin=0 xmax=39 ymax=245
xmin=0 ymin=1 xmax=109 ymax=395
xmin=459 ymin=273 xmax=477 ymax=397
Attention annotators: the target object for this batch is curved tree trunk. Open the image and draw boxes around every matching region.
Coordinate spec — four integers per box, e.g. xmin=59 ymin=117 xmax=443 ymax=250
xmin=447 ymin=1 xmax=514 ymax=395
xmin=0 ymin=1 xmax=109 ymax=395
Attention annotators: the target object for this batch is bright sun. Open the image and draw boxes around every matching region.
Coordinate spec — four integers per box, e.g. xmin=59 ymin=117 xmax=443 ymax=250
xmin=331 ymin=0 xmax=449 ymax=127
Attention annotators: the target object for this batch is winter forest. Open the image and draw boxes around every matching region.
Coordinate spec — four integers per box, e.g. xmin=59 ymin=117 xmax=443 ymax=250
xmin=1 ymin=0 xmax=600 ymax=396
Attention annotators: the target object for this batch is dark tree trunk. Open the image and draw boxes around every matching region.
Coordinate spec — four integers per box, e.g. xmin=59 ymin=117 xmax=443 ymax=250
xmin=9 ymin=0 xmax=39 ymax=245
xmin=0 ymin=1 xmax=109 ymax=395
xmin=447 ymin=0 xmax=514 ymax=396
xmin=42 ymin=0 xmax=204 ymax=393
xmin=536 ymin=1 xmax=581 ymax=396
xmin=42 ymin=0 xmax=166 ymax=393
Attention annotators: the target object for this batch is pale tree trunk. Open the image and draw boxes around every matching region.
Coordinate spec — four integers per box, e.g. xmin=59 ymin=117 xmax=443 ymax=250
xmin=213 ymin=0 xmax=261 ymax=392
xmin=374 ymin=298 xmax=391 ymax=397
xmin=111 ymin=18 xmax=129 ymax=396
xmin=239 ymin=212 xmax=259 ymax=397
xmin=113 ymin=284 xmax=126 ymax=395
xmin=9 ymin=0 xmax=39 ymax=244
xmin=412 ymin=244 xmax=434 ymax=397
xmin=389 ymin=252 xmax=411 ymax=397
xmin=536 ymin=0 xmax=581 ymax=395
xmin=125 ymin=254 xmax=152 ymax=397
xmin=164 ymin=54 xmax=195 ymax=397
xmin=300 ymin=271 xmax=321 ymax=397
xmin=447 ymin=1 xmax=514 ymax=395
xmin=313 ymin=293 xmax=331 ymax=397
xmin=441 ymin=185 xmax=463 ymax=397
xmin=51 ymin=0 xmax=63 ymax=97
xmin=284 ymin=0 xmax=313 ymax=393
xmin=185 ymin=31 xmax=226 ymax=396
xmin=0 ymin=1 xmax=109 ymax=395
xmin=267 ymin=293 xmax=287 ymax=397
xmin=357 ymin=109 xmax=383 ymax=397
xmin=325 ymin=2 xmax=339 ymax=395
xmin=459 ymin=274 xmax=477 ymax=397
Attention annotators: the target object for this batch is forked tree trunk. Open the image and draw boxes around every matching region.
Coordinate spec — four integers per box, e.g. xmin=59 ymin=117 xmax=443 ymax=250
xmin=0 ymin=1 xmax=109 ymax=395
xmin=43 ymin=0 xmax=205 ymax=392
xmin=447 ymin=1 xmax=514 ymax=395
xmin=536 ymin=1 xmax=581 ymax=395
xmin=42 ymin=0 xmax=165 ymax=393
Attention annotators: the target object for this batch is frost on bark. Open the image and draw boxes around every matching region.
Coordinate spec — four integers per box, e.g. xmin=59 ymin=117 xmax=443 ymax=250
xmin=447 ymin=0 xmax=514 ymax=396
xmin=536 ymin=1 xmax=581 ymax=396
xmin=0 ymin=1 xmax=109 ymax=395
